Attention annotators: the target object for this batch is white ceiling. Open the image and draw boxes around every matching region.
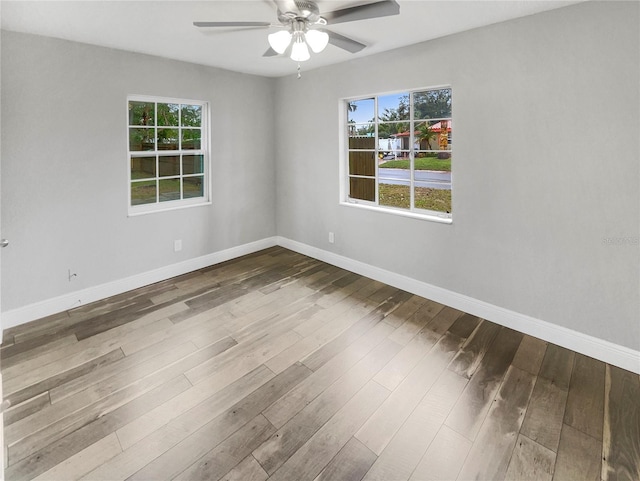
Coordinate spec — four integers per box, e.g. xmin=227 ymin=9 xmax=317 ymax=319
xmin=1 ymin=0 xmax=584 ymax=77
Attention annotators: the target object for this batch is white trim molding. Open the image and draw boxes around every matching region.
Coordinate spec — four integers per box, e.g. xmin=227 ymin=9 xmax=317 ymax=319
xmin=276 ymin=236 xmax=640 ymax=375
xmin=1 ymin=237 xmax=278 ymax=331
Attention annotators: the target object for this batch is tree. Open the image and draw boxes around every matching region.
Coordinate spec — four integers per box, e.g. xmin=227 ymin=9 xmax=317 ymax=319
xmin=395 ymin=95 xmax=410 ymax=120
xmin=378 ymin=108 xmax=408 ymax=138
xmin=413 ymin=89 xmax=452 ymax=119
xmin=355 ymin=123 xmax=374 ymax=136
xmin=417 ymin=122 xmax=437 ymax=150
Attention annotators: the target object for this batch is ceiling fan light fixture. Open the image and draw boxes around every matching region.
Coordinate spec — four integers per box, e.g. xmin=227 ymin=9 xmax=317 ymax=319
xmin=268 ymin=30 xmax=292 ymax=54
xmin=305 ymin=29 xmax=329 ymax=53
xmin=290 ymin=33 xmax=310 ymax=62
xmin=194 ymin=0 xmax=402 ymax=71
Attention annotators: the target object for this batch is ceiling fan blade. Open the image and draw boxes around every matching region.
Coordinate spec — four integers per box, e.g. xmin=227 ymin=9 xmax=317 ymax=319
xmin=322 ymin=29 xmax=366 ymax=54
xmin=263 ymin=47 xmax=280 ymax=57
xmin=322 ymin=0 xmax=400 ymax=25
xmin=193 ymin=21 xmax=272 ymax=28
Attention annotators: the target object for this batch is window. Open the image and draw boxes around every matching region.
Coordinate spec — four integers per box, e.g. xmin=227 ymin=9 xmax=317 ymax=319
xmin=343 ymin=87 xmax=452 ymax=221
xmin=127 ymin=95 xmax=210 ymax=214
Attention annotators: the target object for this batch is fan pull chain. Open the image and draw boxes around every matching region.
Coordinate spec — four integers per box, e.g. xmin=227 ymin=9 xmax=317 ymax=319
xmin=297 ymin=63 xmax=302 ymax=79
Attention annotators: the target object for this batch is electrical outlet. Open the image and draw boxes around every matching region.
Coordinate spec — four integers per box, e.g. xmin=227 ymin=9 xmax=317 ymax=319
xmin=329 ymin=232 xmax=335 ymax=244
xmin=174 ymin=240 xmax=182 ymax=252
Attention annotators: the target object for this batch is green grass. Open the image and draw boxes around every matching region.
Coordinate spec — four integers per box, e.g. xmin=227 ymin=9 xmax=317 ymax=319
xmin=131 ymin=178 xmax=203 ymax=205
xmin=379 ymin=184 xmax=451 ymax=213
xmin=379 ymin=157 xmax=451 ymax=171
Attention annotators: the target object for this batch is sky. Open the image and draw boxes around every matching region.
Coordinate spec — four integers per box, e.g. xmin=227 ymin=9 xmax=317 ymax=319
xmin=348 ymin=92 xmax=407 ymax=124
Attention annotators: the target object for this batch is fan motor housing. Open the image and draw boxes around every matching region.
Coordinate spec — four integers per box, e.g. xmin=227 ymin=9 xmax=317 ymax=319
xmin=278 ymin=0 xmax=321 ymax=23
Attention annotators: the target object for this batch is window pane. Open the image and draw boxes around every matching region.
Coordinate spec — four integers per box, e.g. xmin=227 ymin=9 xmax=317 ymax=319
xmin=347 ymin=98 xmax=374 ymax=124
xmin=414 ymin=88 xmax=452 ymax=120
xmin=131 ymin=156 xmax=156 ymax=179
xmin=378 ymin=153 xmax=410 ymax=167
xmin=349 ymin=177 xmax=375 ymax=202
xmin=435 ymin=119 xmax=452 ymax=151
xmin=379 ymin=156 xmax=410 ymax=179
xmin=181 ymin=105 xmax=202 ymax=127
xmin=378 ymin=137 xmax=402 ymax=158
xmin=183 ymin=155 xmax=204 ymax=175
xmin=129 ymin=101 xmax=154 ymax=126
xmin=442 ymin=120 xmax=452 ymax=150
xmin=414 ymin=157 xmax=452 ymax=187
xmin=413 ymin=152 xmax=451 ymax=172
xmin=158 ymin=155 xmax=180 ymax=177
xmin=129 ymin=128 xmax=155 ymax=151
xmin=379 ymin=180 xmax=410 ymax=209
xmin=131 ymin=180 xmax=156 ymax=205
xmin=378 ymin=121 xmax=409 ymax=139
xmin=349 ymin=124 xmax=374 ymax=140
xmin=415 ymin=120 xmax=451 ymax=152
xmin=157 ymin=129 xmax=179 ymax=150
xmin=414 ymin=186 xmax=452 ymax=213
xmin=183 ymin=176 xmax=204 ymax=199
xmin=159 ymin=179 xmax=181 ymax=202
xmin=182 ymin=129 xmax=201 ymax=150
xmin=349 ymin=151 xmax=375 ymax=176
xmin=415 ymin=121 xmax=436 ymax=151
xmin=157 ymin=103 xmax=179 ymax=126
xmin=415 ymin=152 xmax=452 ymax=213
xmin=378 ymin=93 xmax=409 ymax=121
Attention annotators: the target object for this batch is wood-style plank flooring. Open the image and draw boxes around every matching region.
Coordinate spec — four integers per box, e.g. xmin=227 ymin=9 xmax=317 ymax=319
xmin=2 ymin=247 xmax=639 ymax=481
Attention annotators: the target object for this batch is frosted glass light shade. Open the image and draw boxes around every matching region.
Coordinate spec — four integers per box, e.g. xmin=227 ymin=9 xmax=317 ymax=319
xmin=290 ymin=37 xmax=310 ymax=61
xmin=305 ymin=30 xmax=329 ymax=53
xmin=268 ymin=30 xmax=292 ymax=54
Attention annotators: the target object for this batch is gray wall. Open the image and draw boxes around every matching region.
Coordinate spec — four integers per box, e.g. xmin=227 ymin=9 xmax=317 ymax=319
xmin=1 ymin=31 xmax=277 ymax=311
xmin=274 ymin=1 xmax=640 ymax=350
xmin=2 ymin=2 xmax=638 ymax=353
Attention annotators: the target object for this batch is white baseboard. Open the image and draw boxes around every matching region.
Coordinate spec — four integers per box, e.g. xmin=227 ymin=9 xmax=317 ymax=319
xmin=1 ymin=237 xmax=278 ymax=332
xmin=276 ymin=236 xmax=640 ymax=375
xmin=3 ymin=234 xmax=638 ymax=374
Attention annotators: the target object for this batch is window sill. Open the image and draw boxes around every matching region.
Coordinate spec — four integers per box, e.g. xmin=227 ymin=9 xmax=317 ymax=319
xmin=340 ymin=200 xmax=452 ymax=224
xmin=128 ymin=199 xmax=211 ymax=217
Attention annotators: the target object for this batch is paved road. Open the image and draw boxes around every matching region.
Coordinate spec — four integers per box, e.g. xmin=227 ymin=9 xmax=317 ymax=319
xmin=379 ymin=168 xmax=451 ymax=190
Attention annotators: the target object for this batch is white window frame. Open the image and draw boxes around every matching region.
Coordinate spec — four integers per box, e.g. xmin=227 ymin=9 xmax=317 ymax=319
xmin=339 ymin=86 xmax=453 ymax=224
xmin=127 ymin=94 xmax=211 ymax=216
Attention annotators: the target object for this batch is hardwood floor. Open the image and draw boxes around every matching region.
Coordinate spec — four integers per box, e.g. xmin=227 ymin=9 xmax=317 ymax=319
xmin=1 ymin=246 xmax=638 ymax=481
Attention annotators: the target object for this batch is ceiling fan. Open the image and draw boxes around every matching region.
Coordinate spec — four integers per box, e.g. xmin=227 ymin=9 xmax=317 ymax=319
xmin=193 ymin=0 xmax=400 ymax=63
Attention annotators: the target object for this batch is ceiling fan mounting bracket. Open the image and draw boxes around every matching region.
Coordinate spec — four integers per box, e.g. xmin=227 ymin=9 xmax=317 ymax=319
xmin=278 ymin=1 xmax=320 ymax=21
xmin=277 ymin=0 xmax=323 ymax=27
